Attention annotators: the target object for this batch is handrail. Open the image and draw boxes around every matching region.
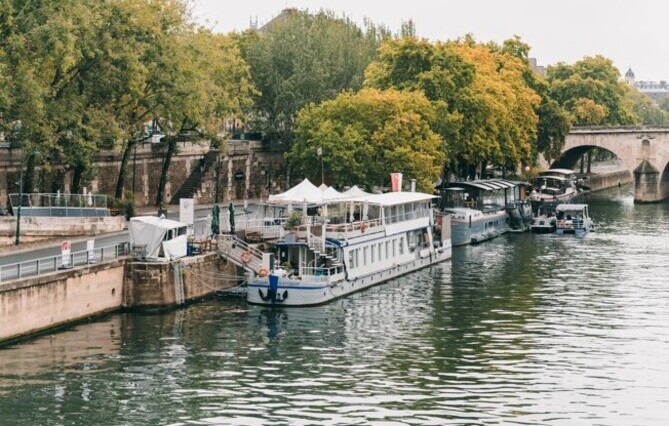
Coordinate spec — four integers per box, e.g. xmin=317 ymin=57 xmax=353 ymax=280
xmin=218 ymin=234 xmax=264 ymax=258
xmin=0 ymin=242 xmax=130 ymax=283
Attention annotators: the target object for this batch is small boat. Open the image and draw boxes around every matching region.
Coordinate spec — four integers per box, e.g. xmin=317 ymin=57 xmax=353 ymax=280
xmin=554 ymin=204 xmax=593 ymax=235
xmin=529 ymin=214 xmax=556 ymax=234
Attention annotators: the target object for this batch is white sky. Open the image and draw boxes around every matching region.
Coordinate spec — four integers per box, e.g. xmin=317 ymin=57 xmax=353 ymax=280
xmin=192 ymin=0 xmax=668 ymax=81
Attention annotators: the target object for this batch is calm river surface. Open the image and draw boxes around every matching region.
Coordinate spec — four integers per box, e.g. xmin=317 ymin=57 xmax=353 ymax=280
xmin=2 ymin=186 xmax=669 ymax=425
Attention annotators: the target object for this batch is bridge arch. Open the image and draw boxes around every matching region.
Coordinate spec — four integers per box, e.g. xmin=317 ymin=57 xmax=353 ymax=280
xmin=545 ymin=127 xmax=669 ymax=203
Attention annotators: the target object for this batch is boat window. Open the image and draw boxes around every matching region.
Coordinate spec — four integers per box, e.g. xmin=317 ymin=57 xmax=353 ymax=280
xmin=355 ymin=249 xmax=360 ymax=267
xmin=371 ymin=244 xmax=375 ymax=263
xmin=349 ymin=250 xmax=355 ymax=269
xmin=378 ymin=243 xmax=382 ymax=261
xmin=392 ymin=239 xmax=396 ymax=257
xmin=363 ymin=247 xmax=368 ymax=265
xmin=385 ymin=241 xmax=389 ymax=259
xmin=399 ymin=237 xmax=404 ymax=255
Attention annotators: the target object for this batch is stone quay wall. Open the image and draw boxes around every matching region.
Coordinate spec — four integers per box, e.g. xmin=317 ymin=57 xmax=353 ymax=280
xmin=123 ymin=253 xmax=238 ymax=310
xmin=1 ymin=251 xmax=239 ymax=344
xmin=0 ymin=259 xmax=125 ymax=343
xmin=0 ymin=216 xmax=126 ymax=245
xmin=1 ymin=140 xmax=288 ymax=209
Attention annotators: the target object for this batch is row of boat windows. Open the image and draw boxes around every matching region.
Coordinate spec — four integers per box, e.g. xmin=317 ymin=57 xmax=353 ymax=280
xmin=348 ymin=237 xmax=405 ymax=269
xmin=384 ymin=202 xmax=432 ymax=225
xmin=484 ymin=220 xmax=499 ymax=230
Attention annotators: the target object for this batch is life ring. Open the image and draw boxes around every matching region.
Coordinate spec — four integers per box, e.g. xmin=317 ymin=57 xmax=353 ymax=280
xmin=240 ymin=251 xmax=252 ymax=264
xmin=258 ymin=267 xmax=269 ymax=277
xmin=360 ymin=223 xmax=367 ymax=233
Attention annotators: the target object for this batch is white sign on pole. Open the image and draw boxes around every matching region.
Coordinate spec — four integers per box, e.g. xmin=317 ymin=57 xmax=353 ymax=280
xmin=87 ymin=240 xmax=95 ymax=263
xmin=180 ymin=198 xmax=195 ymax=236
xmin=179 ymin=198 xmax=194 ymax=225
xmin=61 ymin=240 xmax=72 ymax=268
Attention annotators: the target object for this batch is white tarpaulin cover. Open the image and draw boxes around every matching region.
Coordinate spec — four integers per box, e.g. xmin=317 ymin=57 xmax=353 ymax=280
xmin=129 ymin=216 xmax=188 ymax=260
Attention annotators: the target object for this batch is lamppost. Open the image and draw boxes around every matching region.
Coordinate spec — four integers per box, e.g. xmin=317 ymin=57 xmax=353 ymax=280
xmin=15 ymin=148 xmax=40 ymax=245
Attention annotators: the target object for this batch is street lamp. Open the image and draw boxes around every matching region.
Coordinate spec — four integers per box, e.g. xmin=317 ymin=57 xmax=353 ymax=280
xmin=15 ymin=148 xmax=40 ymax=245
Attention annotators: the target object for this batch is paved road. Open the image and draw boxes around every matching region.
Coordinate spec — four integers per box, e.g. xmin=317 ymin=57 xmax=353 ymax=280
xmin=0 ymin=203 xmax=261 ymax=268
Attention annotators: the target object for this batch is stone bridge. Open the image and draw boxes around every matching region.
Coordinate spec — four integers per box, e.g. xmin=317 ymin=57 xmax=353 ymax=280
xmin=544 ymin=127 xmax=669 ymax=203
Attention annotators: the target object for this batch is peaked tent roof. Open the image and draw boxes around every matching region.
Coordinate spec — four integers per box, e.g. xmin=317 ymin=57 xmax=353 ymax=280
xmin=342 ymin=185 xmax=371 ymax=198
xmin=268 ymin=179 xmax=345 ymax=204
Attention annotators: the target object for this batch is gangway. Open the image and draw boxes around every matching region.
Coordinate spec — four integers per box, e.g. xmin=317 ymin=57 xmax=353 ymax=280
xmin=218 ymin=234 xmax=264 ymax=275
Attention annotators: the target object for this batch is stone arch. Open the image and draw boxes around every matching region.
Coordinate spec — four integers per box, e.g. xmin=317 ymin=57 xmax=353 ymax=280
xmin=659 ymin=160 xmax=669 ymax=200
xmin=551 ymin=144 xmax=632 ymax=175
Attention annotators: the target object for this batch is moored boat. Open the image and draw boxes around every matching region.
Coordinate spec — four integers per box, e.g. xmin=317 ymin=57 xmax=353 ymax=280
xmin=440 ymin=179 xmax=522 ymax=246
xmin=528 ymin=168 xmax=582 ymax=215
xmin=219 ymin=178 xmax=453 ymax=307
xmin=554 ymin=204 xmax=593 ymax=235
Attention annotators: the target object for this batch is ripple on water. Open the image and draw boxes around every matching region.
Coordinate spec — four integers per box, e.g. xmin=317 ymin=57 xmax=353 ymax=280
xmin=2 ymin=188 xmax=669 ymax=425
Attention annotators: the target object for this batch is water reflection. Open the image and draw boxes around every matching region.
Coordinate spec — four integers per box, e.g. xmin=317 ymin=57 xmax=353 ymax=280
xmin=1 ymin=186 xmax=669 ymax=424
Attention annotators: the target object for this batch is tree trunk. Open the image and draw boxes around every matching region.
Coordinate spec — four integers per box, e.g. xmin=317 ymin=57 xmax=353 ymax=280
xmin=480 ymin=160 xmax=488 ymax=179
xmin=72 ymin=163 xmax=84 ymax=194
xmin=155 ymin=137 xmax=177 ymax=208
xmin=115 ymin=140 xmax=134 ymax=199
xmin=580 ymin=154 xmax=585 ymax=174
xmin=587 ymin=150 xmax=592 ymax=174
xmin=23 ymin=154 xmax=36 ymax=193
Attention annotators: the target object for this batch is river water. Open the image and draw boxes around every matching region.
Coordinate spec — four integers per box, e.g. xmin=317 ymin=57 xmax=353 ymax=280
xmin=1 ymin=186 xmax=669 ymax=425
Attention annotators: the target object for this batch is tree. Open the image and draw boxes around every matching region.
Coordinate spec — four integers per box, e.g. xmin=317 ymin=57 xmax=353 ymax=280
xmin=288 ymin=88 xmax=444 ymax=191
xmin=546 ymin=55 xmax=636 ymax=126
xmin=365 ymin=35 xmax=540 ymax=176
xmin=0 ymin=0 xmax=255 ymax=204
xmin=239 ymin=9 xmax=389 ymax=148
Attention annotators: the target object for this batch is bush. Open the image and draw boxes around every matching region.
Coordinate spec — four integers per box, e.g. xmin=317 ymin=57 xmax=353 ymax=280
xmin=107 ymin=193 xmax=135 ymax=219
xmin=284 ymin=211 xmax=304 ymax=229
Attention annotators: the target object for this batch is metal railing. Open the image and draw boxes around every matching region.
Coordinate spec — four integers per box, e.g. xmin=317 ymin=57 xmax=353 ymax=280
xmin=301 ymin=265 xmax=345 ymax=277
xmin=8 ymin=193 xmax=110 ymax=217
xmin=0 ymin=242 xmax=130 ymax=283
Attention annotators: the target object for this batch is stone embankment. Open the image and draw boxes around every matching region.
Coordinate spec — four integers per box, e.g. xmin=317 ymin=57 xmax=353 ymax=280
xmin=0 ymin=251 xmax=239 ymax=344
xmin=0 ymin=216 xmax=126 ymax=245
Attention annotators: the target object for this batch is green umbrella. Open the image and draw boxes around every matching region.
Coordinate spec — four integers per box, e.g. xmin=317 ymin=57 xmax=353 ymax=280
xmin=228 ymin=202 xmax=235 ymax=234
xmin=211 ymin=204 xmax=220 ymax=236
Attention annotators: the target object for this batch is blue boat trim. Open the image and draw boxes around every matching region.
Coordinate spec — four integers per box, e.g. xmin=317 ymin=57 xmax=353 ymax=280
xmin=248 ymin=283 xmax=329 ymax=290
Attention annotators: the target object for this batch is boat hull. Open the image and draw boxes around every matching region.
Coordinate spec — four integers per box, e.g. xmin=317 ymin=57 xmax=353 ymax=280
xmin=247 ymin=245 xmax=452 ymax=307
xmin=450 ymin=210 xmax=509 ymax=246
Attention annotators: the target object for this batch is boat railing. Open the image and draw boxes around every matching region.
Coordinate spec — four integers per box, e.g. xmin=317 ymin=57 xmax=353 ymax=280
xmin=301 ymin=265 xmax=345 ymax=277
xmin=557 ymin=218 xmax=585 ymax=228
xmin=325 ymin=218 xmax=383 ymax=238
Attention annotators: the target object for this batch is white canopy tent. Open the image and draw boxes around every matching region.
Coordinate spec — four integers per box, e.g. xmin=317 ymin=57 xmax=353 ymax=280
xmin=342 ymin=185 xmax=370 ymax=198
xmin=268 ymin=178 xmax=345 ymax=205
xmin=129 ymin=216 xmax=188 ymax=261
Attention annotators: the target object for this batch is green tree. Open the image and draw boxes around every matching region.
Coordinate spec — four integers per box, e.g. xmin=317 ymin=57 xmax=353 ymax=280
xmin=365 ymin=35 xmax=540 ymax=176
xmin=240 ymin=9 xmax=389 ymax=148
xmin=288 ymin=88 xmax=444 ymax=191
xmin=547 ymin=55 xmax=636 ymax=126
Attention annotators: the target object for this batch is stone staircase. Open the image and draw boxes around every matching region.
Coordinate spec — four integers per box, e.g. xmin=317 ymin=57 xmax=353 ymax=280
xmin=218 ymin=234 xmax=264 ymax=275
xmin=170 ymin=149 xmax=219 ymax=204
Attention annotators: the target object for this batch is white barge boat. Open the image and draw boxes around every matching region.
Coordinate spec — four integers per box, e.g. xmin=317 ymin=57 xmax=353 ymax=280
xmin=219 ymin=179 xmax=452 ymax=307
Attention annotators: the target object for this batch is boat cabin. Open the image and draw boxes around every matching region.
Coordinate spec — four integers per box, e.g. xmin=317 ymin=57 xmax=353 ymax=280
xmin=441 ymin=179 xmax=520 ymax=212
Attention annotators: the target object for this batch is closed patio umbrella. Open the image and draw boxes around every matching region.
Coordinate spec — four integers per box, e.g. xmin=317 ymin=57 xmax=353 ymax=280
xmin=211 ymin=204 xmax=220 ymax=236
xmin=228 ymin=202 xmax=235 ymax=234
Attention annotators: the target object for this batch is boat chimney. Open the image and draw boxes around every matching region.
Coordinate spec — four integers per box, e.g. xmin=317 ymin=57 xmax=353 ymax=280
xmin=410 ymin=179 xmax=416 ymax=192
xmin=391 ymin=173 xmax=403 ymax=192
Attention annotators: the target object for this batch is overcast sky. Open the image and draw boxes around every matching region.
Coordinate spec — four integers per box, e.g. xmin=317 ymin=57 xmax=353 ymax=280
xmin=193 ymin=0 xmax=668 ymax=81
